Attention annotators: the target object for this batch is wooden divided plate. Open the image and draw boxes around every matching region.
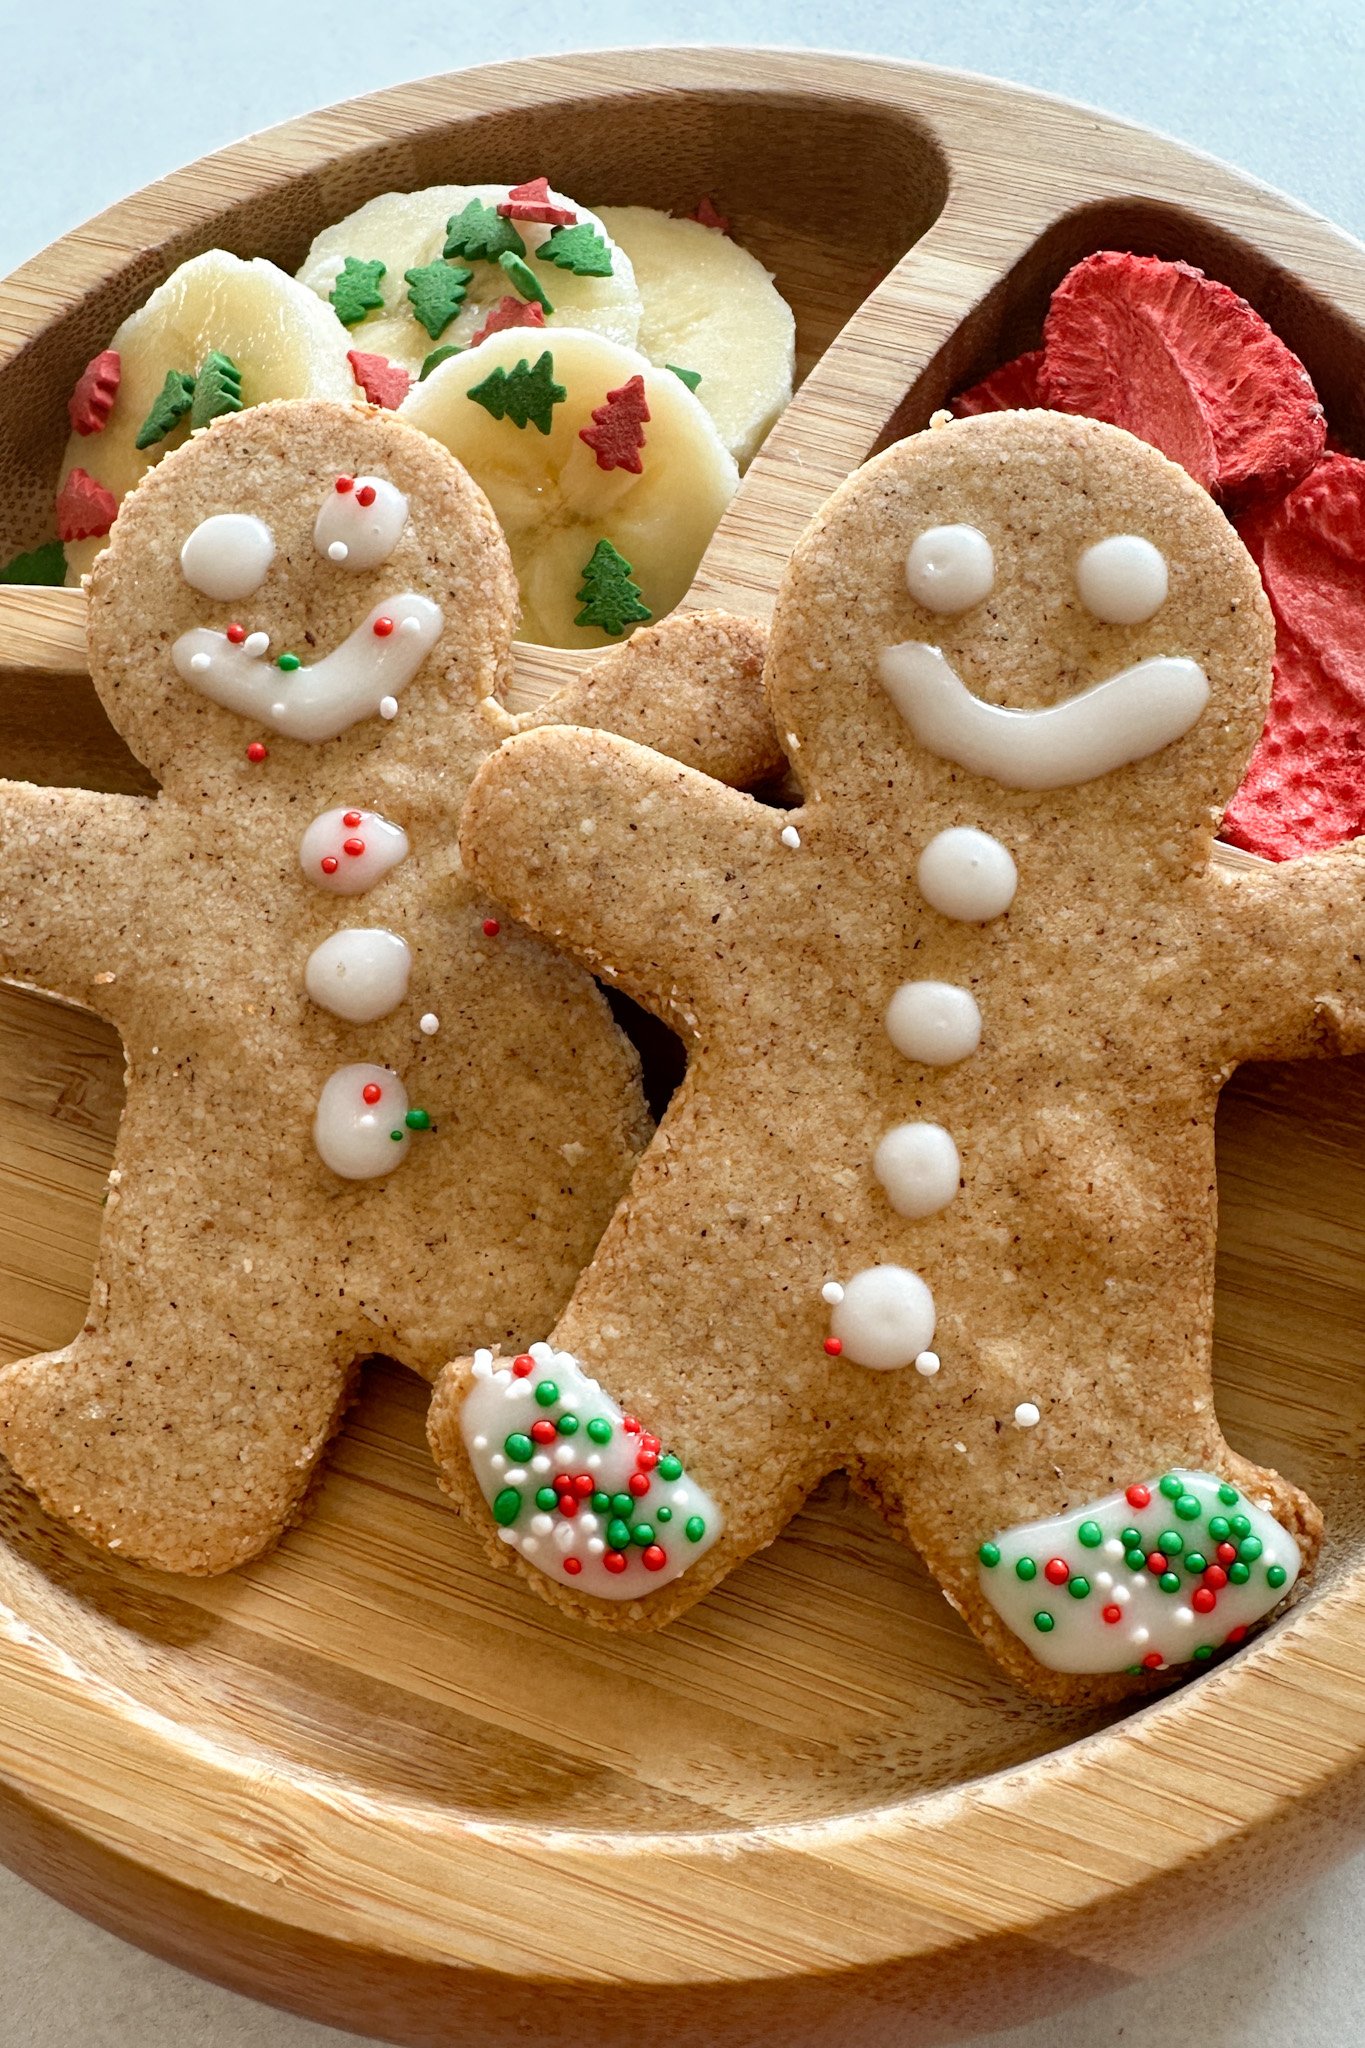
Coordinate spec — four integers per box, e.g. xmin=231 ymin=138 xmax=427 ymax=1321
xmin=0 ymin=46 xmax=1363 ymax=2048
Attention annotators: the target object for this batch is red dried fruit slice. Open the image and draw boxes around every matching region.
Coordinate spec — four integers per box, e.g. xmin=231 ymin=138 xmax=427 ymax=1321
xmin=347 ymin=349 xmax=411 ymax=409
xmin=498 ymin=177 xmax=576 ymax=228
xmin=469 ymin=294 xmax=547 ymax=348
xmin=1041 ymin=252 xmax=1325 ymax=508
xmin=951 ymin=348 xmax=1045 ymax=417
xmin=68 ymin=348 xmax=121 ymax=436
xmin=55 ymin=466 xmax=118 ymax=542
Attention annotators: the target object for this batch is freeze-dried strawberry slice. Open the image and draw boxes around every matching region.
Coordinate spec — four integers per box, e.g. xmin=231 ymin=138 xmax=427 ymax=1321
xmin=1223 ymin=455 xmax=1365 ymax=858
xmin=1041 ymin=252 xmax=1325 ymax=509
xmin=951 ymin=348 xmax=1045 ymax=417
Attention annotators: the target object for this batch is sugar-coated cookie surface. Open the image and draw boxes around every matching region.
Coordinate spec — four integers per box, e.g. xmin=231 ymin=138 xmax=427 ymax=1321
xmin=433 ymin=410 xmax=1365 ymax=1702
xmin=0 ymin=398 xmax=775 ymax=1575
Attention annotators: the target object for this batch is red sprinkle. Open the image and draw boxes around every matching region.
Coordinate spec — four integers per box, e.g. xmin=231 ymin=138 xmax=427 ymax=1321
xmin=530 ymin=1419 xmax=557 ymax=1445
xmin=356 ymin=484 xmax=377 ymax=508
xmin=320 ymin=856 xmax=339 ymax=875
xmin=562 ymin=1556 xmax=582 ymax=1576
xmin=1102 ymin=1604 xmax=1122 ymax=1625
xmin=498 ymin=176 xmax=576 ymax=227
xmin=1192 ymin=1587 xmax=1218 ymax=1614
xmin=55 ymin=467 xmax=118 ymax=542
xmin=572 ymin=1473 xmax=594 ymax=1498
xmin=68 ymin=348 xmax=121 ymax=436
xmin=686 ymin=194 xmax=731 ymax=235
xmin=1126 ymin=1485 xmax=1151 ymax=1509
xmin=622 ymin=1415 xmax=641 ymax=1434
xmin=511 ymin=1354 xmax=535 ymax=1376
xmin=641 ymin=1545 xmax=667 ymax=1572
xmin=343 ymin=811 xmax=363 ymax=827
xmin=1146 ymin=1552 xmax=1168 ymax=1575
xmin=1044 ymin=1558 xmax=1069 ymax=1586
xmin=636 ymin=1450 xmax=659 ymax=1471
xmin=1216 ymin=1542 xmax=1238 ymax=1566
xmin=469 ymin=294 xmax=547 ymax=348
xmin=952 ymin=348 xmax=1045 ymax=418
xmin=579 ymin=373 xmax=650 ymax=474
xmin=372 ymin=616 xmax=394 ymax=637
xmin=343 ymin=836 xmax=366 ymax=857
xmin=640 ymin=1434 xmax=661 ymax=1454
xmin=553 ymin=1473 xmax=573 ymax=1493
xmin=1203 ymin=1565 xmax=1229 ymax=1590
xmin=245 ymin=741 xmax=268 ymax=763
xmin=823 ymin=1337 xmax=843 ymax=1356
xmin=1141 ymin=1652 xmax=1164 ymax=1671
xmin=347 ymin=348 xmax=412 ymax=409
xmin=362 ymin=1083 xmax=382 ymax=1104
xmin=336 ymin=475 xmax=355 ymax=494
xmin=603 ymin=1550 xmax=628 ymax=1574
xmin=226 ymin=623 xmax=247 ymax=644
xmin=627 ymin=1473 xmax=650 ymax=1498
xmin=1225 ymin=1624 xmax=1249 ymax=1645
xmin=557 ymin=1495 xmax=579 ymax=1518
xmin=482 ymin=918 xmax=501 ymax=937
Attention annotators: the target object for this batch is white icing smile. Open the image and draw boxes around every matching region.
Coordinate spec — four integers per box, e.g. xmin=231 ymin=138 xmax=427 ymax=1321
xmin=878 ymin=642 xmax=1209 ymax=790
xmin=173 ymin=593 xmax=442 ymax=742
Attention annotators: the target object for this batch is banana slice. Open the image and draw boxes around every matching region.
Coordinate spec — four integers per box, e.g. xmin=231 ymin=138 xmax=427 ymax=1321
xmin=595 ymin=206 xmax=795 ymax=468
xmin=296 ymin=185 xmax=641 ymax=378
xmin=58 ymin=250 xmax=358 ymax=583
xmin=401 ymin=328 xmax=737 ymax=649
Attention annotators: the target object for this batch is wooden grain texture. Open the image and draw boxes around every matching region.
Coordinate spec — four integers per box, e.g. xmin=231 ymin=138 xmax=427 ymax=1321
xmin=0 ymin=46 xmax=1363 ymax=2048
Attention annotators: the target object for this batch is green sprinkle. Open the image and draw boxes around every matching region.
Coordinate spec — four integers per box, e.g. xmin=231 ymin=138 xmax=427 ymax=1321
xmin=503 ymin=1432 xmax=533 ymax=1463
xmin=591 ymin=1491 xmax=611 ymax=1514
xmin=1158 ymin=1530 xmax=1184 ymax=1555
xmin=1033 ymin=1611 xmax=1055 ymax=1633
xmin=1015 ymin=1556 xmax=1037 ymax=1582
xmin=610 ymin=1493 xmax=634 ymax=1518
xmin=1125 ymin=1547 xmax=1147 ymax=1571
xmin=607 ymin=1517 xmax=633 ymax=1551
xmin=1193 ymin=1645 xmax=1214 ymax=1662
xmin=1184 ymin=1552 xmax=1208 ymax=1575
xmin=1230 ymin=1513 xmax=1252 ymax=1539
xmin=1175 ymin=1494 xmax=1202 ymax=1521
xmin=539 ymin=221 xmax=614 ymax=276
xmin=330 ymin=256 xmax=386 ymax=326
xmin=190 ymin=349 xmax=242 ymax=429
xmin=533 ymin=1379 xmax=558 ymax=1407
xmin=557 ymin=1412 xmax=580 ymax=1435
xmin=420 ymin=344 xmax=462 ymax=379
xmin=630 ymin=1523 xmax=654 ymax=1547
xmin=586 ymin=1417 xmax=612 ymax=1444
xmin=1228 ymin=1561 xmax=1251 ymax=1585
xmin=657 ymin=1505 xmax=672 ymax=1523
xmin=404 ymin=1107 xmax=431 ymax=1131
xmin=443 ymin=197 xmax=525 ymax=263
xmin=535 ymin=1486 xmax=558 ymax=1511
xmin=134 ymin=368 xmax=196 ymax=450
xmin=405 ymin=259 xmax=473 ymax=339
xmin=1266 ymin=1563 xmax=1288 ymax=1589
xmin=1120 ymin=1527 xmax=1142 ymax=1550
xmin=389 ymin=1129 xmax=403 ymax=1142
xmin=1219 ymin=1483 xmax=1240 ymax=1506
xmin=685 ymin=1515 xmax=706 ymax=1542
xmin=574 ymin=536 xmax=651 ymax=636
xmin=1159 ymin=1474 xmax=1183 ymax=1500
xmin=1238 ymin=1535 xmax=1263 ymax=1563
xmin=499 ymin=249 xmax=554 ymax=312
xmin=978 ymin=1541 xmax=1001 ymax=1568
xmin=276 ymin=652 xmax=301 ymax=672
xmin=0 ymin=540 xmax=65 ymax=585
xmin=492 ymin=1486 xmax=522 ymax=1526
xmin=1077 ymin=1520 xmax=1103 ymax=1549
xmin=658 ymin=1453 xmax=683 ymax=1481
xmin=667 ymin=363 xmax=702 ymax=392
xmin=1068 ymin=1576 xmax=1090 ymax=1599
xmin=1208 ymin=1516 xmax=1231 ymax=1542
xmin=467 ymin=350 xmax=566 ymax=434
xmin=1159 ymin=1571 xmax=1182 ymax=1593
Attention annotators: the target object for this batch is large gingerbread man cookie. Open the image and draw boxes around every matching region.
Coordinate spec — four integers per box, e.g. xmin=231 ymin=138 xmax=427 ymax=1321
xmin=431 ymin=410 xmax=1365 ymax=1703
xmin=0 ymin=398 xmax=777 ymax=1574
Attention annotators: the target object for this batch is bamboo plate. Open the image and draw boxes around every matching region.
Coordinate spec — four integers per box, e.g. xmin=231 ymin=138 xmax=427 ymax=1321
xmin=0 ymin=46 xmax=1363 ymax=2048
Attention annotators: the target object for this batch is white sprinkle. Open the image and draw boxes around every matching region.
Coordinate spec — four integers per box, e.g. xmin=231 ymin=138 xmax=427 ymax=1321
xmin=399 ymin=615 xmax=421 ymax=636
xmin=953 ymin=1440 xmax=967 ymax=1454
xmin=473 ymin=1347 xmax=493 ymax=1372
xmin=531 ymin=1453 xmax=551 ymax=1475
xmin=419 ymin=1012 xmax=440 ymax=1035
xmin=243 ymin=631 xmax=270 ymax=658
xmin=379 ymin=694 xmax=399 ymax=720
xmin=587 ymin=1536 xmax=605 ymax=1556
xmin=531 ymin=1513 xmax=554 ymax=1536
xmin=189 ymin=652 xmax=211 ymax=673
xmin=821 ymin=1281 xmax=845 ymax=1305
xmin=328 ymin=540 xmax=349 ymax=563
xmin=1014 ymin=1402 xmax=1041 ymax=1427
xmin=498 ymin=1526 xmax=516 ymax=1545
xmin=929 ymin=407 xmax=953 ymax=430
xmin=914 ymin=1350 xmax=940 ymax=1377
xmin=780 ymin=824 xmax=801 ymax=849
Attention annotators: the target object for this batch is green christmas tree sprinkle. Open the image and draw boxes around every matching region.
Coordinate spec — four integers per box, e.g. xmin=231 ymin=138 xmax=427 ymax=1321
xmin=420 ymin=343 xmax=462 ymax=379
xmin=539 ymin=222 xmax=614 ymax=277
xmin=573 ymin=538 xmax=651 ymax=636
xmin=466 ymin=350 xmax=566 ymax=434
xmin=498 ymin=250 xmax=554 ymax=313
xmin=667 ymin=363 xmax=702 ymax=392
xmin=404 ymin=260 xmax=473 ymax=340
xmin=329 ymin=257 xmax=387 ymax=327
xmin=135 ymin=369 xmax=197 ymax=450
xmin=0 ymin=539 xmax=65 ymax=584
xmin=190 ymin=350 xmax=242 ymax=429
xmin=443 ymin=198 xmax=526 ymax=263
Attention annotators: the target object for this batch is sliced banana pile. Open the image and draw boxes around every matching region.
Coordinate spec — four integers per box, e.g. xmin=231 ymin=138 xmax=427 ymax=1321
xmin=295 ymin=183 xmax=642 ymax=377
xmin=401 ymin=329 xmax=738 ymax=649
xmin=56 ymin=250 xmax=359 ymax=583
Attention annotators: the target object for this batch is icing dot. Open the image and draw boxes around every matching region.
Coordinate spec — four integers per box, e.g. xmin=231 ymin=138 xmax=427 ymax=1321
xmin=873 ymin=1121 xmax=961 ymax=1218
xmin=179 ymin=513 xmax=276 ymax=601
xmin=820 ymin=1281 xmax=845 ymax=1305
xmin=917 ymin=827 xmax=1017 ymax=921
xmin=904 ymin=524 xmax=995 ymax=614
xmin=1014 ymin=1402 xmax=1041 ymax=1427
xmin=1076 ymin=534 xmax=1168 ymax=625
xmin=914 ymin=1350 xmax=940 ymax=1377
xmin=300 ymin=807 xmax=409 ymax=896
xmin=780 ymin=824 xmax=801 ymax=849
xmin=304 ymin=927 xmax=412 ymax=1024
xmin=313 ymin=474 xmax=409 ymax=571
xmin=420 ymin=1013 xmax=440 ymax=1035
xmin=828 ymin=1265 xmax=935 ymax=1371
xmin=328 ymin=541 xmax=349 ymax=563
xmin=885 ymin=980 xmax=982 ymax=1066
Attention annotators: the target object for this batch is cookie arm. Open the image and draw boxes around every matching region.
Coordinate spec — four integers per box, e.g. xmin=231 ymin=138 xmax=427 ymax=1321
xmin=460 ymin=725 xmax=778 ymax=1019
xmin=1201 ymin=842 xmax=1365 ymax=1061
xmin=514 ymin=612 xmax=785 ymax=788
xmin=0 ymin=781 xmax=159 ymax=1003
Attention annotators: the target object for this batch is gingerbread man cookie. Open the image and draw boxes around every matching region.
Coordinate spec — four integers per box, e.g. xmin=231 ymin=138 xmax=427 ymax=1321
xmin=0 ymin=398 xmax=777 ymax=1574
xmin=431 ymin=410 xmax=1365 ymax=1703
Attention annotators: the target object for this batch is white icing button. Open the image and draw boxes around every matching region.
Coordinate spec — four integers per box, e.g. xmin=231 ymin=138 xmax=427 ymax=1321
xmin=179 ymin=513 xmax=276 ymax=601
xmin=978 ymin=1470 xmax=1301 ymax=1675
xmin=461 ymin=1347 xmax=722 ymax=1599
xmin=314 ymin=476 xmax=410 ymax=571
xmin=829 ymin=1264 xmax=935 ymax=1370
xmin=917 ymin=827 xmax=1017 ymax=921
xmin=300 ymin=807 xmax=410 ymax=896
xmin=885 ymin=980 xmax=982 ymax=1066
xmin=914 ymin=1350 xmax=941 ymax=1377
xmin=1014 ymin=1402 xmax=1041 ymax=1428
xmin=1076 ymin=534 xmax=1169 ymax=625
xmin=873 ymin=1121 xmax=961 ymax=1218
xmin=313 ymin=1063 xmax=410 ymax=1178
xmin=304 ymin=927 xmax=412 ymax=1023
xmin=904 ymin=524 xmax=995 ymax=614
xmin=419 ymin=1012 xmax=440 ymax=1035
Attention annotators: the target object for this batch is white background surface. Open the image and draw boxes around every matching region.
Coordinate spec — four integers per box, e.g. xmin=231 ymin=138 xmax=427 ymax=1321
xmin=3 ymin=3 xmax=1365 ymax=2043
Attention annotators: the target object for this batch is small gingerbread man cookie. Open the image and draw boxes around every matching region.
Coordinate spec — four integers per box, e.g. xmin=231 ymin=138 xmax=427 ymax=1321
xmin=0 ymin=398 xmax=777 ymax=1574
xmin=431 ymin=410 xmax=1365 ymax=1703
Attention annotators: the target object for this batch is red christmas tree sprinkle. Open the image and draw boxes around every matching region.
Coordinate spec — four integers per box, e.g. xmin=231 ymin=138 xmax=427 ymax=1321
xmin=1041 ymin=252 xmax=1325 ymax=508
xmin=579 ymin=374 xmax=650 ymax=474
xmin=347 ymin=349 xmax=412 ymax=409
xmin=951 ymin=348 xmax=1045 ymax=417
xmin=67 ymin=349 xmax=121 ymax=436
xmin=498 ymin=177 xmax=576 ymax=227
xmin=468 ymin=294 xmax=546 ymax=348
xmin=686 ymin=194 xmax=731 ymax=234
xmin=55 ymin=467 xmax=118 ymax=542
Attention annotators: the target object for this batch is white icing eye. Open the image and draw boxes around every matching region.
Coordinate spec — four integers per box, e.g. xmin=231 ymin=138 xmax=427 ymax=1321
xmin=904 ymin=525 xmax=995 ymax=614
xmin=314 ymin=475 xmax=410 ymax=571
xmin=179 ymin=513 xmax=275 ymax=600
xmin=1075 ymin=535 xmax=1168 ymax=625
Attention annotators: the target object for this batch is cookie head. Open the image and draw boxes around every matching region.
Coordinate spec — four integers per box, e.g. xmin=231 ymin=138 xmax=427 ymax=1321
xmin=86 ymin=399 xmax=518 ymax=795
xmin=768 ymin=411 xmax=1274 ymax=843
